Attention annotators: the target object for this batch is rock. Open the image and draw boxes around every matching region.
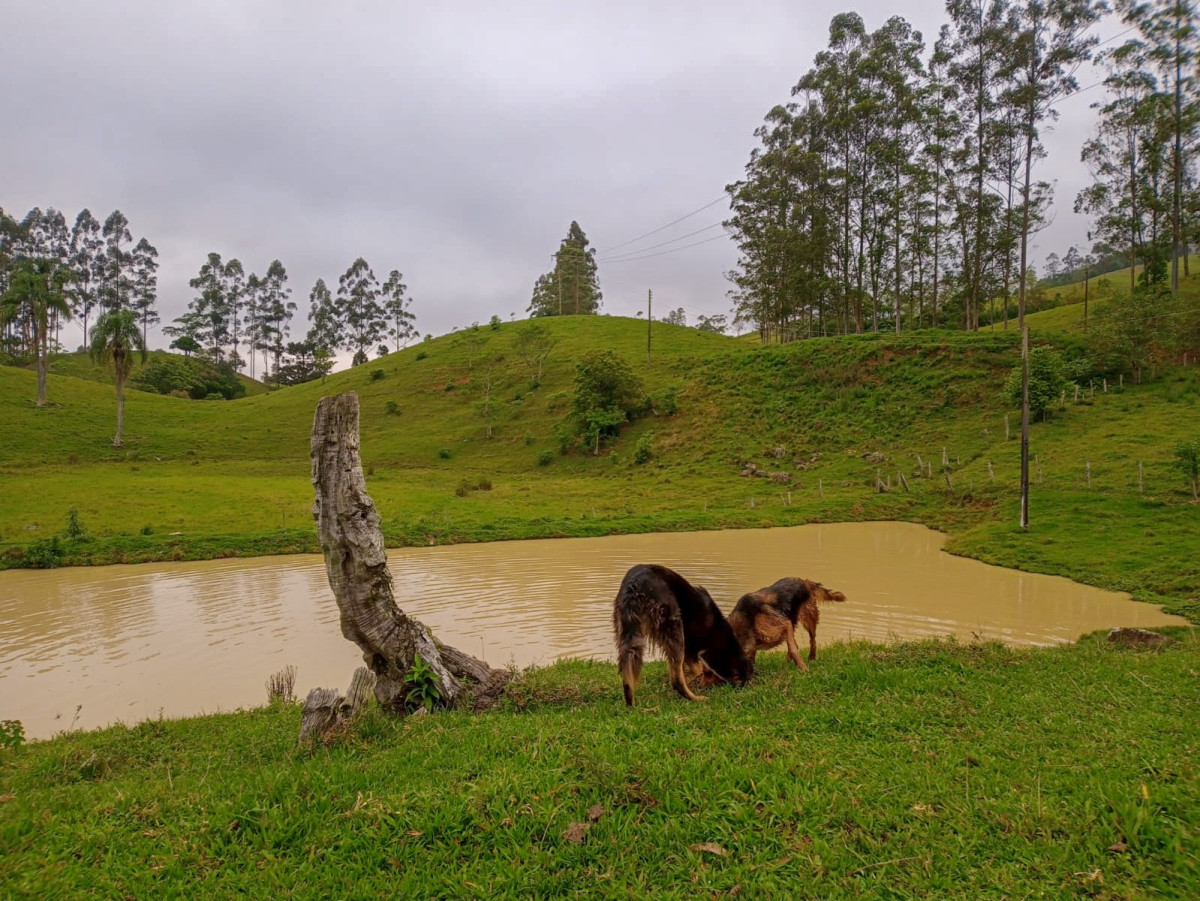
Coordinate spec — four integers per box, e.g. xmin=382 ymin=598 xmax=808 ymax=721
xmin=772 ymin=446 xmax=787 ymax=459
xmin=769 ymin=471 xmax=791 ymax=484
xmin=562 ymin=821 xmax=590 ymax=844
xmin=862 ymin=451 xmax=887 ymax=464
xmin=1107 ymin=628 xmax=1173 ymax=649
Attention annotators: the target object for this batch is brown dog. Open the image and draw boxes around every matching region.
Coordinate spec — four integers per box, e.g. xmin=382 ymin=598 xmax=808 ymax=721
xmin=719 ymin=578 xmax=847 ymax=678
xmin=613 ymin=564 xmax=751 ymax=706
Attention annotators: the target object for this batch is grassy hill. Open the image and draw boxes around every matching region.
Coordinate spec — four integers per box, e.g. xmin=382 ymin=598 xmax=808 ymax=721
xmin=1 ymin=314 xmax=1198 ymax=619
xmin=37 ymin=349 xmax=269 ymax=396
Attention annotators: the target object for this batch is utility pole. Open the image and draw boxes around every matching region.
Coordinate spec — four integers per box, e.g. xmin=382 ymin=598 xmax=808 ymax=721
xmin=646 ymin=288 xmax=652 ymax=364
xmin=553 ymin=252 xmax=562 ymax=316
xmin=1020 ymin=324 xmax=1030 ymax=530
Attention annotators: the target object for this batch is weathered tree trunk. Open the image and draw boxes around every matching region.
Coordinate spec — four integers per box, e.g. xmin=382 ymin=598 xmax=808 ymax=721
xmin=310 ymin=392 xmax=508 ymax=713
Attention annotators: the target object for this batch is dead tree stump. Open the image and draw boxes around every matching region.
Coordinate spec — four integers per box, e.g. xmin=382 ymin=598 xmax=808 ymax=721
xmin=311 ymin=392 xmax=508 ymax=715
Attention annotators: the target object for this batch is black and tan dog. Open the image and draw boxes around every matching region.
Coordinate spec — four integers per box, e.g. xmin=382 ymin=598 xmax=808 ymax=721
xmin=613 ymin=564 xmax=751 ymax=706
xmin=717 ymin=578 xmax=847 ymax=678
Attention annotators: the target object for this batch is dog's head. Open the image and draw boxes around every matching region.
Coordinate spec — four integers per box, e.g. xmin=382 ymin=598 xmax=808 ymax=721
xmin=697 ymin=647 xmax=753 ymax=688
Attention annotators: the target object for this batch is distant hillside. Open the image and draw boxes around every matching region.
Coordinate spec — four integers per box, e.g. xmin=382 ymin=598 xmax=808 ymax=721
xmin=41 ymin=350 xmax=269 ymax=397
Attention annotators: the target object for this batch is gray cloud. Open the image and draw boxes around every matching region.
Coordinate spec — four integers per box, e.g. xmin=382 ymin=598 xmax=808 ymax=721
xmin=3 ymin=0 xmax=1116 ymax=353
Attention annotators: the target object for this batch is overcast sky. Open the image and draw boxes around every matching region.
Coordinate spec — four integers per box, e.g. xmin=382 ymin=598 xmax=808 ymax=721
xmin=3 ymin=0 xmax=1125 ymax=354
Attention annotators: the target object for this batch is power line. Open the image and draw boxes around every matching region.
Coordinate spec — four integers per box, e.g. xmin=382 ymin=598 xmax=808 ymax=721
xmin=597 ymin=221 xmax=725 ymax=261
xmin=599 ymin=232 xmax=731 ymax=265
xmin=596 ymin=196 xmax=728 ymax=254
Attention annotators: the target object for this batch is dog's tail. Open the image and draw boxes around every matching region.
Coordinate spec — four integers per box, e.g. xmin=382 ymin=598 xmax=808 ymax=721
xmin=811 ymin=582 xmax=847 ymax=603
xmin=614 ymin=605 xmax=646 ymax=707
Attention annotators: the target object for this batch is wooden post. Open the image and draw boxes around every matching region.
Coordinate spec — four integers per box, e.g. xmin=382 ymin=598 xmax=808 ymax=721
xmin=646 ymin=289 xmax=652 ymax=364
xmin=787 ymin=490 xmax=792 ymax=506
xmin=942 ymin=446 xmax=949 ymax=468
xmin=1020 ymin=325 xmax=1030 ymax=530
xmin=898 ymin=472 xmax=910 ymax=492
xmin=1074 ymin=384 xmax=1080 ymax=402
xmin=1119 ymin=373 xmax=1124 ymax=388
xmin=750 ymin=496 xmax=755 ymax=509
xmin=818 ymin=478 xmax=824 ymax=501
xmin=1103 ymin=378 xmax=1108 ymax=393
xmin=310 ymin=393 xmax=506 ymax=715
xmin=988 ymin=461 xmax=995 ymax=482
xmin=1138 ymin=460 xmax=1144 ymax=493
xmin=1005 ymin=414 xmax=1010 ymax=441
xmin=1085 ymin=459 xmax=1092 ymax=489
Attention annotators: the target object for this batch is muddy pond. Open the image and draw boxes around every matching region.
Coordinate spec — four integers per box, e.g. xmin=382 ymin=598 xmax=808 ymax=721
xmin=0 ymin=521 xmax=1188 ymax=738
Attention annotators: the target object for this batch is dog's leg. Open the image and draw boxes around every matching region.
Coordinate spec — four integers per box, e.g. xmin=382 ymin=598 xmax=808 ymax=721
xmin=800 ymin=604 xmax=819 ymax=661
xmin=618 ymin=640 xmax=644 ymax=707
xmin=783 ymin=626 xmax=810 ymax=672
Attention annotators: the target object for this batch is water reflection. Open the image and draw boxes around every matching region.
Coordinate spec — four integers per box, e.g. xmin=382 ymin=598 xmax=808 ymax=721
xmin=0 ymin=522 xmax=1187 ymax=738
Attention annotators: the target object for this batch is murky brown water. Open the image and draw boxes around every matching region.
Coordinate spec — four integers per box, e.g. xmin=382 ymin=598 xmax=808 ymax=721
xmin=0 ymin=522 xmax=1188 ymax=739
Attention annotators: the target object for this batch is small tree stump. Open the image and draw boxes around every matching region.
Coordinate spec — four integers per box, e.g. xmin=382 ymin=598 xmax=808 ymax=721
xmin=299 ymin=687 xmax=345 ymax=744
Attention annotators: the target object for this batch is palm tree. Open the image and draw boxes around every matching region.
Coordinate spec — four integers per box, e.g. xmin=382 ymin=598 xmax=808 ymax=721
xmin=0 ymin=257 xmax=75 ymax=406
xmin=90 ymin=309 xmax=146 ymax=447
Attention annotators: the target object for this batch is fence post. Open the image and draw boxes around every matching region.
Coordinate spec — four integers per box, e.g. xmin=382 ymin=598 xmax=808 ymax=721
xmin=988 ymin=461 xmax=995 ymax=483
xmin=1138 ymin=460 xmax=1143 ymax=494
xmin=1085 ymin=460 xmax=1091 ymax=489
xmin=1005 ymin=414 xmax=1010 ymax=441
xmin=818 ymin=479 xmax=824 ymax=501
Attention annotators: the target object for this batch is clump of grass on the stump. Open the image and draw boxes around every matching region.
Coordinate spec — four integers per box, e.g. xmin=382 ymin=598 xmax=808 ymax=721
xmin=266 ymin=665 xmax=297 ymax=704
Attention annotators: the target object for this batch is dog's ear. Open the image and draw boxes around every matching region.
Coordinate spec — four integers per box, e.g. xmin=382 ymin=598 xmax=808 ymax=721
xmin=697 ymin=651 xmax=728 ymax=683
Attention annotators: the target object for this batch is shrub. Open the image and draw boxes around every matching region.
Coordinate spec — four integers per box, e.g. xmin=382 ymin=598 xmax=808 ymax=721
xmin=385 ymin=401 xmax=401 ymax=416
xmin=415 ymin=349 xmax=428 ymax=361
xmin=65 ymin=507 xmax=86 ymax=541
xmin=0 ymin=719 xmax=24 ymax=753
xmin=455 ymin=482 xmax=470 ymax=497
xmin=25 ymin=536 xmax=63 ymax=569
xmin=1173 ymin=440 xmax=1200 ymax=501
xmin=634 ymin=432 xmax=654 ymax=464
xmin=524 ymin=434 xmax=535 ymax=446
xmin=438 ymin=448 xmax=452 ymax=460
xmin=537 ymin=450 xmax=554 ymax=467
xmin=489 ymin=315 xmax=503 ymax=330
xmin=570 ymin=350 xmax=645 ymax=454
xmin=369 ymin=368 xmax=386 ymax=382
xmin=1004 ymin=347 xmax=1067 ymax=420
xmin=140 ymin=524 xmax=153 ymax=536
xmin=657 ymin=385 xmax=680 ymax=416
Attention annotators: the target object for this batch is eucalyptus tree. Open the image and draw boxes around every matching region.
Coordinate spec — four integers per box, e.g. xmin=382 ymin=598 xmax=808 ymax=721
xmin=1077 ymin=59 xmax=1162 ymax=292
xmin=1004 ymin=0 xmax=1105 ymax=328
xmin=69 ymin=209 xmax=104 ymax=345
xmin=100 ymin=210 xmax=133 ymax=312
xmin=188 ymin=253 xmax=230 ymax=359
xmin=130 ymin=238 xmax=159 ymax=347
xmin=306 ymin=277 xmax=342 ymax=362
xmin=944 ymin=0 xmax=1020 ymax=330
xmin=337 ymin=257 xmax=385 ymax=366
xmin=0 ymin=257 xmax=74 ymax=405
xmin=90 ymin=309 xmax=146 ymax=447
xmin=257 ymin=260 xmax=294 ymax=374
xmin=222 ymin=258 xmax=247 ymax=367
xmin=381 ymin=269 xmax=416 ymax=352
xmin=1114 ymin=0 xmax=1198 ymax=291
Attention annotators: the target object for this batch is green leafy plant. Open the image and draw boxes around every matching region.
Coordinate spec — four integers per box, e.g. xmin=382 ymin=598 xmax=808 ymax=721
xmin=369 ymin=368 xmax=386 ymax=382
xmin=385 ymin=401 xmax=401 ymax=416
xmin=65 ymin=507 xmax=86 ymax=541
xmin=1173 ymin=440 xmax=1200 ymax=501
xmin=437 ymin=448 xmax=452 ymax=460
xmin=0 ymin=719 xmax=24 ymax=752
xmin=537 ymin=450 xmax=553 ymax=467
xmin=403 ymin=654 xmax=443 ymax=711
xmin=634 ymin=432 xmax=654 ymax=465
xmin=1004 ymin=347 xmax=1067 ymax=420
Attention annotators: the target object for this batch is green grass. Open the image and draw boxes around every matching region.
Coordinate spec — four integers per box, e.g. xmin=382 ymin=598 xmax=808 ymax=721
xmin=3 ymin=633 xmax=1198 ymax=899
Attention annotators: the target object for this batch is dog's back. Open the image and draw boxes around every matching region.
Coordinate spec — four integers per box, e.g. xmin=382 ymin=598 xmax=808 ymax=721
xmin=613 ymin=564 xmax=747 ymax=706
xmin=728 ymin=577 xmax=847 ymax=671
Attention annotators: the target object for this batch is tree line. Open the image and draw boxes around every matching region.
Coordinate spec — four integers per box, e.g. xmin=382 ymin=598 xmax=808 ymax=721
xmin=163 ymin=255 xmax=416 ymax=385
xmin=726 ymin=0 xmax=1197 ymax=343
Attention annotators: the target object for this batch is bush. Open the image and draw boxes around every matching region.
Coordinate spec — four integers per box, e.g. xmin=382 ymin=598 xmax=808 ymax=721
xmin=25 ymin=536 xmax=63 ymax=569
xmin=0 ymin=719 xmax=24 ymax=753
xmin=658 ymin=385 xmax=680 ymax=416
xmin=1173 ymin=440 xmax=1200 ymax=501
xmin=385 ymin=401 xmax=401 ymax=416
xmin=570 ymin=350 xmax=645 ymax=453
xmin=369 ymin=368 xmax=386 ymax=382
xmin=537 ymin=450 xmax=554 ymax=467
xmin=1004 ymin=347 xmax=1067 ymax=420
xmin=489 ymin=315 xmax=503 ymax=330
xmin=415 ymin=349 xmax=428 ymax=361
xmin=634 ymin=432 xmax=654 ymax=464
xmin=438 ymin=448 xmax=452 ymax=460
xmin=140 ymin=524 xmax=153 ymax=535
xmin=134 ymin=356 xmax=246 ymax=400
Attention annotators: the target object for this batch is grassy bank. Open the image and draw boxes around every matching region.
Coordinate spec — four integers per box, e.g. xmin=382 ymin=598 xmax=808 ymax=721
xmin=2 ymin=633 xmax=1197 ymax=899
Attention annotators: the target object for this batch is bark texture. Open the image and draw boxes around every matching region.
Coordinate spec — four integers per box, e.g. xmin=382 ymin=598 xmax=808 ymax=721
xmin=310 ymin=392 xmax=508 ymax=713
